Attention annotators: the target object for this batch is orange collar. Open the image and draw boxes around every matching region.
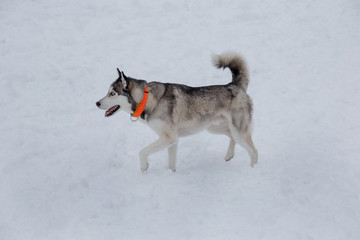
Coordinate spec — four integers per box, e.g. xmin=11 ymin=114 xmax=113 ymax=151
xmin=131 ymin=87 xmax=149 ymax=121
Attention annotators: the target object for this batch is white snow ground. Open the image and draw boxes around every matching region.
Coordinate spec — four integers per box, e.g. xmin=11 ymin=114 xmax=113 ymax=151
xmin=1 ymin=0 xmax=360 ymax=239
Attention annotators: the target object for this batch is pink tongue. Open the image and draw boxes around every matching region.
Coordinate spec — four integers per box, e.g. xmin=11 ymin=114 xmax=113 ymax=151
xmin=105 ymin=109 xmax=111 ymax=117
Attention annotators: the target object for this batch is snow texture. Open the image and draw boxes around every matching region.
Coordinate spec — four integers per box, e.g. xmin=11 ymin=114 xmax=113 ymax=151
xmin=1 ymin=0 xmax=360 ymax=239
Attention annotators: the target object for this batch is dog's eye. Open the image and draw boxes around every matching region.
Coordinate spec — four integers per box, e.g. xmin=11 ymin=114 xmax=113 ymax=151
xmin=110 ymin=92 xmax=116 ymax=96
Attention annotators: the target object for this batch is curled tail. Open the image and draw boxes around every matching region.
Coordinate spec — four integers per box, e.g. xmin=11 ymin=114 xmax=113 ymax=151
xmin=212 ymin=52 xmax=249 ymax=91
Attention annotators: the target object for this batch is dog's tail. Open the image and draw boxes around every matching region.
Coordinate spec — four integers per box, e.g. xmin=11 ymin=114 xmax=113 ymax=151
xmin=212 ymin=52 xmax=249 ymax=91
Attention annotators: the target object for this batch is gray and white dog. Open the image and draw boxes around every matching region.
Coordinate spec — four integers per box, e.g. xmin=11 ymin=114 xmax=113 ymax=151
xmin=96 ymin=52 xmax=258 ymax=172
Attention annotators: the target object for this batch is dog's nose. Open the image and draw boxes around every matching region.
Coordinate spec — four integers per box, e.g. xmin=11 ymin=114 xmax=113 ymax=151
xmin=96 ymin=101 xmax=101 ymax=107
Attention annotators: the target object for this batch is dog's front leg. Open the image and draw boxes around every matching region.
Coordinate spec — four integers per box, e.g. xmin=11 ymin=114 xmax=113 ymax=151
xmin=139 ymin=136 xmax=177 ymax=172
xmin=168 ymin=143 xmax=178 ymax=172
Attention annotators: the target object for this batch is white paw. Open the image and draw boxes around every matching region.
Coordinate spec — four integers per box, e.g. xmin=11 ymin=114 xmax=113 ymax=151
xmin=225 ymin=153 xmax=234 ymax=161
xmin=250 ymin=150 xmax=258 ymax=167
xmin=250 ymin=159 xmax=258 ymax=168
xmin=140 ymin=162 xmax=149 ymax=172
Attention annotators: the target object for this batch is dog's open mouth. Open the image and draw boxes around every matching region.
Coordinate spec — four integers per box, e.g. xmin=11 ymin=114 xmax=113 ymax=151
xmin=105 ymin=105 xmax=120 ymax=117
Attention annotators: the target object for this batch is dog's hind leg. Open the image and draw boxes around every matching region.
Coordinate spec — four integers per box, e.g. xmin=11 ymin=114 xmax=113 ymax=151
xmin=225 ymin=138 xmax=236 ymax=161
xmin=243 ymin=134 xmax=258 ymax=167
xmin=139 ymin=135 xmax=177 ymax=172
xmin=229 ymin=124 xmax=258 ymax=167
xmin=168 ymin=143 xmax=178 ymax=172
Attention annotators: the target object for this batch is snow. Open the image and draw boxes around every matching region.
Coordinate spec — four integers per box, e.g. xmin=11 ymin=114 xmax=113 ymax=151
xmin=1 ymin=0 xmax=360 ymax=239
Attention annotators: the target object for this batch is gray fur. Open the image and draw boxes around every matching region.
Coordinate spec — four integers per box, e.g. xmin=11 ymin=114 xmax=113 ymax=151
xmin=96 ymin=52 xmax=258 ymax=171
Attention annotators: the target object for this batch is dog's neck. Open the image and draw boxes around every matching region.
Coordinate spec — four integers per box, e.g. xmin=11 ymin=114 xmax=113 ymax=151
xmin=128 ymin=78 xmax=148 ymax=120
xmin=131 ymin=88 xmax=148 ymax=120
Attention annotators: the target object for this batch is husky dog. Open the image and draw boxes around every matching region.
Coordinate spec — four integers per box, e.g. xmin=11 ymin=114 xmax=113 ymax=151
xmin=96 ymin=52 xmax=258 ymax=172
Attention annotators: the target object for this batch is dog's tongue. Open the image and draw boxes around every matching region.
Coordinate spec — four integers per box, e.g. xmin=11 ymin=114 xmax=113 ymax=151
xmin=105 ymin=109 xmax=112 ymax=117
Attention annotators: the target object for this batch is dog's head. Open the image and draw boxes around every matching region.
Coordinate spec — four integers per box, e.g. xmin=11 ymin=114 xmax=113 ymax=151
xmin=96 ymin=69 xmax=134 ymax=117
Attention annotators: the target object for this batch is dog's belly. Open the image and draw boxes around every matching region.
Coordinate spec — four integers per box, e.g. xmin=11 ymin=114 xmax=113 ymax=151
xmin=148 ymin=114 xmax=229 ymax=137
xmin=206 ymin=114 xmax=230 ymax=135
xmin=177 ymin=114 xmax=228 ymax=137
xmin=177 ymin=119 xmax=211 ymax=137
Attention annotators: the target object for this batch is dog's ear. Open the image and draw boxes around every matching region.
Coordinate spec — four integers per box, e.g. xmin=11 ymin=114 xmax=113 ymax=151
xmin=116 ymin=68 xmax=129 ymax=89
xmin=121 ymin=71 xmax=128 ymax=81
xmin=120 ymin=71 xmax=128 ymax=89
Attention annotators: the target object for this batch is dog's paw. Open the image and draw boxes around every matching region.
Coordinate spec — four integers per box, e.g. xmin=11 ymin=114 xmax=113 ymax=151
xmin=250 ymin=150 xmax=258 ymax=167
xmin=225 ymin=154 xmax=234 ymax=161
xmin=140 ymin=162 xmax=149 ymax=172
xmin=250 ymin=159 xmax=258 ymax=168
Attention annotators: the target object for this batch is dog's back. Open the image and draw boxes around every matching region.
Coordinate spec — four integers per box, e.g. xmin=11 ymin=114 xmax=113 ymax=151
xmin=146 ymin=53 xmax=253 ymax=134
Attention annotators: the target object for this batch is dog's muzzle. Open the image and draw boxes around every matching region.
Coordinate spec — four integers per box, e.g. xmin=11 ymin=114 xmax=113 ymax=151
xmin=96 ymin=101 xmax=120 ymax=117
